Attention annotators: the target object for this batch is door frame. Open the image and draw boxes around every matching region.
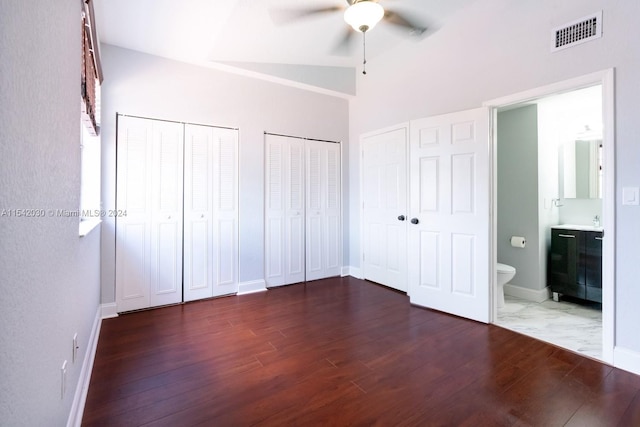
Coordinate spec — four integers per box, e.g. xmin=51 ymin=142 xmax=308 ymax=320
xmin=359 ymin=122 xmax=410 ymax=289
xmin=483 ymin=69 xmax=615 ymax=364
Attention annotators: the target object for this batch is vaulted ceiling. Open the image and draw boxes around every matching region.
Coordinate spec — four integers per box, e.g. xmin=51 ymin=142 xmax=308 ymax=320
xmin=95 ymin=0 xmax=474 ymax=76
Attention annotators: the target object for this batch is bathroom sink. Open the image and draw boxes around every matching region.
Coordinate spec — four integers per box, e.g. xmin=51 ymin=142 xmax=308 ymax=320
xmin=552 ymin=224 xmax=604 ymax=232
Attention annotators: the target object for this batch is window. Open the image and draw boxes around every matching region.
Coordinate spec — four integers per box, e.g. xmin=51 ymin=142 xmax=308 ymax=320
xmin=81 ymin=0 xmax=102 ymax=136
xmin=79 ymin=0 xmax=103 ymax=236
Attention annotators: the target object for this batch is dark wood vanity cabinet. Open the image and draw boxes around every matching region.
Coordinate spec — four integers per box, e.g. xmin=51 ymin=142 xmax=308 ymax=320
xmin=549 ymin=228 xmax=603 ymax=303
xmin=584 ymin=230 xmax=603 ymax=302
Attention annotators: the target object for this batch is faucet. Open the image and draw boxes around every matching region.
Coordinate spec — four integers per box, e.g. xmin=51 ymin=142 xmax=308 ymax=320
xmin=593 ymin=215 xmax=600 ymax=227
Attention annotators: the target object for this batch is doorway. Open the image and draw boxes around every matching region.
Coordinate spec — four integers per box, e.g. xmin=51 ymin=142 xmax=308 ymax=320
xmin=485 ymin=70 xmax=615 ymax=364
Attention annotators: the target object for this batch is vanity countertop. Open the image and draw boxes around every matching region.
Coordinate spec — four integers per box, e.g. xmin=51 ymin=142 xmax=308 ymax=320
xmin=552 ymin=224 xmax=604 ymax=232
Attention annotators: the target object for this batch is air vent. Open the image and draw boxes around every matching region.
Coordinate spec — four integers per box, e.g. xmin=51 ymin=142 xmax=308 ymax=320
xmin=551 ymin=11 xmax=602 ymax=52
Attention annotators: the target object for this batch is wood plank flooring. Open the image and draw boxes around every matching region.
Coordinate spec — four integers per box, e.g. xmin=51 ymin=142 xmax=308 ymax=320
xmin=82 ymin=277 xmax=640 ymax=426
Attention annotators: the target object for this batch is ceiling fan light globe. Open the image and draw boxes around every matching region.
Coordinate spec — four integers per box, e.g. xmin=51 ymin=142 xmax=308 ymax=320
xmin=344 ymin=1 xmax=385 ymax=33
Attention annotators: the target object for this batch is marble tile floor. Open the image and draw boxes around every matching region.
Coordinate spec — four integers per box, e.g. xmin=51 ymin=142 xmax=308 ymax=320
xmin=495 ymin=295 xmax=602 ymax=360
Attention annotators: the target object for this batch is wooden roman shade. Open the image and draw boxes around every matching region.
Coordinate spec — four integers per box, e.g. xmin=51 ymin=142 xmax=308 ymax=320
xmin=81 ymin=0 xmax=103 ymax=136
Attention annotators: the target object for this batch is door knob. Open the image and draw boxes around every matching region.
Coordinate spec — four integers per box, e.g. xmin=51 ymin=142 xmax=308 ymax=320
xmin=397 ymin=215 xmax=405 ymax=221
xmin=411 ymin=218 xmax=419 ymax=224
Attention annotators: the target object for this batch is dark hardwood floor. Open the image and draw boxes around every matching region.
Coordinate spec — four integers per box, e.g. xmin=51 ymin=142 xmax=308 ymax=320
xmin=82 ymin=277 xmax=640 ymax=426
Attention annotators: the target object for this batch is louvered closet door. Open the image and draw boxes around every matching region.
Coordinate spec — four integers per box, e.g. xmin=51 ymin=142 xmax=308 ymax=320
xmin=264 ymin=135 xmax=305 ymax=287
xmin=150 ymin=121 xmax=184 ymax=307
xmin=183 ymin=124 xmax=239 ymax=301
xmin=265 ymin=135 xmax=341 ymax=286
xmin=116 ymin=117 xmax=152 ymax=312
xmin=212 ymin=127 xmax=239 ymax=296
xmin=116 ymin=116 xmax=183 ymax=312
xmin=306 ymin=140 xmax=341 ymax=281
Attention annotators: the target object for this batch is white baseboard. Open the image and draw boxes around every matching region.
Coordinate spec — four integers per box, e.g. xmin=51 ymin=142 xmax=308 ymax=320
xmin=504 ymin=284 xmax=550 ymax=303
xmin=614 ymin=346 xmax=640 ymax=376
xmin=238 ymin=279 xmax=267 ymax=295
xmin=101 ymin=302 xmax=118 ymax=319
xmin=344 ymin=266 xmax=363 ymax=279
xmin=341 ymin=266 xmax=350 ymax=277
xmin=66 ymin=305 xmax=102 ymax=427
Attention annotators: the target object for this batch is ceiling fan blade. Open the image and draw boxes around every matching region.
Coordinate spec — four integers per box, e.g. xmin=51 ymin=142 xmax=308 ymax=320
xmin=384 ymin=10 xmax=428 ymax=36
xmin=331 ymin=27 xmax=355 ymax=56
xmin=270 ymin=6 xmax=343 ymax=25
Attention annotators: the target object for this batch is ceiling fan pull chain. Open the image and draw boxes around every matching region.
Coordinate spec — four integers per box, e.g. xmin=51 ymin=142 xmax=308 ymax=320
xmin=362 ymin=31 xmax=367 ymax=75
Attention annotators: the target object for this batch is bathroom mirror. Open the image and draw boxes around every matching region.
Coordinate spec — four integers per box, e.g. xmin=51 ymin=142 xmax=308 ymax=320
xmin=559 ymin=139 xmax=602 ymax=199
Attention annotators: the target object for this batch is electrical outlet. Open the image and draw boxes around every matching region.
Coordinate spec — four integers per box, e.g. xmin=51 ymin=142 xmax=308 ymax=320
xmin=61 ymin=360 xmax=67 ymax=399
xmin=72 ymin=333 xmax=78 ymax=363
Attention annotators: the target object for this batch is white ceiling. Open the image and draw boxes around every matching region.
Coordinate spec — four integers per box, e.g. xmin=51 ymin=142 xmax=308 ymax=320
xmin=94 ymin=0 xmax=474 ymax=68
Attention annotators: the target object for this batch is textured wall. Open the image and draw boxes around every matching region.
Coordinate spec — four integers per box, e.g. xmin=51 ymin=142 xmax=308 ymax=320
xmin=0 ymin=1 xmax=102 ymax=425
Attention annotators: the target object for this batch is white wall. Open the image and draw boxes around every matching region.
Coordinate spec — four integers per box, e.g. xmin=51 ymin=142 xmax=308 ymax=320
xmin=99 ymin=45 xmax=350 ymax=303
xmin=0 ymin=1 xmax=102 ymax=425
xmin=348 ymin=0 xmax=640 ymax=362
xmin=560 ymin=199 xmax=602 ymax=225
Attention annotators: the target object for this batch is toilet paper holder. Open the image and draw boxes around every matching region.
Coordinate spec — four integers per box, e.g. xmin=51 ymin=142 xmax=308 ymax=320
xmin=510 ymin=236 xmax=526 ymax=248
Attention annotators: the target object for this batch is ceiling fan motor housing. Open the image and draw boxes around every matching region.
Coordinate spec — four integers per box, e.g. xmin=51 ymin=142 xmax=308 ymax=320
xmin=344 ymin=0 xmax=385 ymax=32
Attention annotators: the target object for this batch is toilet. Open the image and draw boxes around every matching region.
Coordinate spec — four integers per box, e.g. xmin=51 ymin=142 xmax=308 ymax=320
xmin=496 ymin=263 xmax=516 ymax=308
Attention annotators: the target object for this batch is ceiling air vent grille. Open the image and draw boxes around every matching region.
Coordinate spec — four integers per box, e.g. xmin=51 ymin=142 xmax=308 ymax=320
xmin=551 ymin=11 xmax=602 ymax=52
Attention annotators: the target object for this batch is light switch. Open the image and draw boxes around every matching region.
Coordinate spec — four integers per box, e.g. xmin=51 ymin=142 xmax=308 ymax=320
xmin=622 ymin=187 xmax=639 ymax=206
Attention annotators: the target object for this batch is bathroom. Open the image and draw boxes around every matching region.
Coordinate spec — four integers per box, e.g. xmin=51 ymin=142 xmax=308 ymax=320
xmin=494 ymin=85 xmax=604 ymax=360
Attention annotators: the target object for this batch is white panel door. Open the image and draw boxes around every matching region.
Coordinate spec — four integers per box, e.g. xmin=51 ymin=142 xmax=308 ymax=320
xmin=149 ymin=120 xmax=184 ymax=308
xmin=116 ymin=116 xmax=183 ymax=311
xmin=408 ymin=108 xmax=490 ymax=323
xmin=306 ymin=140 xmax=341 ymax=281
xmin=183 ymin=124 xmax=239 ymax=301
xmin=362 ymin=127 xmax=408 ymax=292
xmin=116 ymin=116 xmax=153 ymax=312
xmin=264 ymin=135 xmax=305 ymax=287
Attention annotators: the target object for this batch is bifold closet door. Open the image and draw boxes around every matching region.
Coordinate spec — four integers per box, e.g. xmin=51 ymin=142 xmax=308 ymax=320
xmin=116 ymin=116 xmax=239 ymax=312
xmin=183 ymin=124 xmax=239 ymax=301
xmin=264 ymin=135 xmax=341 ymax=287
xmin=265 ymin=135 xmax=305 ymax=287
xmin=305 ymin=140 xmax=341 ymax=281
xmin=116 ymin=116 xmax=184 ymax=312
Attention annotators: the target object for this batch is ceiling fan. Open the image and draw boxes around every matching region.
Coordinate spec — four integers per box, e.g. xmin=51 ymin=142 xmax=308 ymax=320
xmin=272 ymin=0 xmax=428 ymax=74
